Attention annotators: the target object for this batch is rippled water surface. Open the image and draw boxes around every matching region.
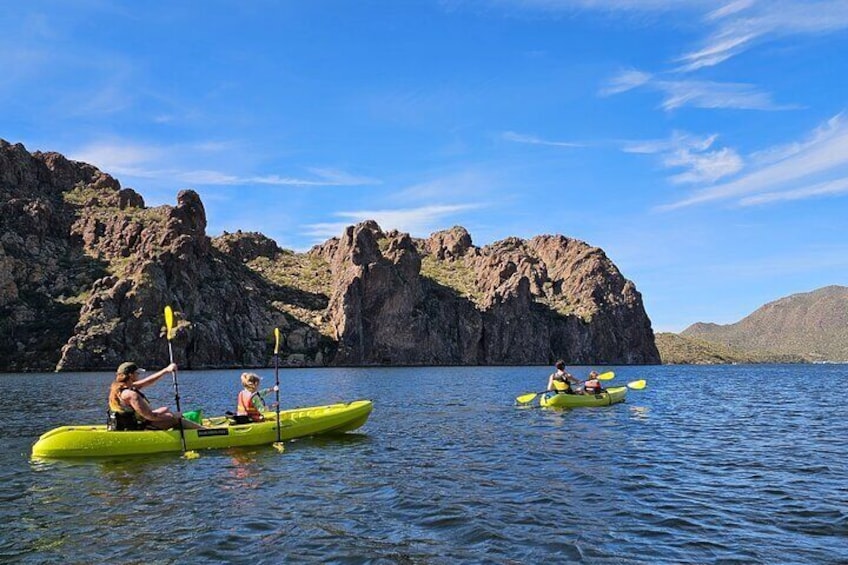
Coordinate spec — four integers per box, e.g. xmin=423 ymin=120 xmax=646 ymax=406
xmin=2 ymin=364 xmax=847 ymax=564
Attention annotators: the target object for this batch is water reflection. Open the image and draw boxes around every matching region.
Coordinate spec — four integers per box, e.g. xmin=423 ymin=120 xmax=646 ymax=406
xmin=628 ymin=405 xmax=651 ymax=419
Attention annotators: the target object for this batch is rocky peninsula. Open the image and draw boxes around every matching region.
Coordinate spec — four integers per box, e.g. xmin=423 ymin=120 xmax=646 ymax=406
xmin=0 ymin=139 xmax=660 ymax=371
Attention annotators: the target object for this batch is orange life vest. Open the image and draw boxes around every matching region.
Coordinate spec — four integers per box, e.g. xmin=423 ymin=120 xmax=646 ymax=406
xmin=237 ymin=390 xmax=263 ymax=421
xmin=584 ymin=379 xmax=603 ymax=393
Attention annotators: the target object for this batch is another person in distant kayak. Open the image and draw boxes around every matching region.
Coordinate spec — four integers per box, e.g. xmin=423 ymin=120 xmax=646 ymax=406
xmin=236 ymin=372 xmax=279 ymax=422
xmin=547 ymin=360 xmax=581 ymax=394
xmin=107 ymin=361 xmax=204 ymax=431
xmin=582 ymin=370 xmax=605 ymax=395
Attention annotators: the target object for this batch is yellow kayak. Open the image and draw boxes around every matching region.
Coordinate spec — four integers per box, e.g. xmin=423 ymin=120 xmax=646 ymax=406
xmin=539 ymin=387 xmax=627 ymax=408
xmin=32 ymin=400 xmax=373 ymax=458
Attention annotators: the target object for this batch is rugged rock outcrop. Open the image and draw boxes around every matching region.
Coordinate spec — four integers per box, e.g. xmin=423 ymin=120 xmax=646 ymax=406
xmin=56 ymin=188 xmax=329 ymax=371
xmin=0 ymin=139 xmax=659 ymax=370
xmin=311 ymin=224 xmax=658 ymax=365
xmin=0 ymin=140 xmax=328 ymax=371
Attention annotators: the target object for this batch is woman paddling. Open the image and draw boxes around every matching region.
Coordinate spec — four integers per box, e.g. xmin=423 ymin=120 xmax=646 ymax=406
xmin=546 ymin=360 xmax=581 ymax=395
xmin=107 ymin=361 xmax=204 ymax=431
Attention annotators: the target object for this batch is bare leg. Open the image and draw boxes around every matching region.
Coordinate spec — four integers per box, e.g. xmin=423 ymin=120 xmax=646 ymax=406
xmin=147 ymin=413 xmax=206 ymax=430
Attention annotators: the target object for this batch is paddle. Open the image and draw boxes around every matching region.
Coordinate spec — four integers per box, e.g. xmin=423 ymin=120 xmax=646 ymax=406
xmin=272 ymin=327 xmax=284 ymax=453
xmin=515 ymin=371 xmax=615 ymax=404
xmin=164 ymin=305 xmax=197 ymax=458
xmin=594 ymin=379 xmax=647 ymax=391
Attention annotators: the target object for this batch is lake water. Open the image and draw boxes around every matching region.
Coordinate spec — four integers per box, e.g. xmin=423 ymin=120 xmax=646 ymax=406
xmin=1 ymin=364 xmax=846 ymax=564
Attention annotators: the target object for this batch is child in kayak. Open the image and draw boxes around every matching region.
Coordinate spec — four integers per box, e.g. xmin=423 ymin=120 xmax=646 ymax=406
xmin=547 ymin=360 xmax=581 ymax=394
xmin=582 ymin=370 xmax=605 ymax=395
xmin=236 ymin=372 xmax=279 ymax=422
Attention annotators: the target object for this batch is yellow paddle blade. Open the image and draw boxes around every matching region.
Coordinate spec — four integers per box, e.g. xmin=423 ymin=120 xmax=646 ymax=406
xmin=164 ymin=306 xmax=174 ymax=340
xmin=516 ymin=392 xmax=539 ymax=404
xmin=274 ymin=327 xmax=281 ymax=355
xmin=273 ymin=442 xmax=285 ymax=453
xmin=627 ymin=379 xmax=647 ymax=390
xmin=597 ymin=371 xmax=615 ymax=381
xmin=182 ymin=450 xmax=200 ymax=460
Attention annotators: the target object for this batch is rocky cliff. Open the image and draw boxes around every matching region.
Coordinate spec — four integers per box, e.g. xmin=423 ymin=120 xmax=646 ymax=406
xmin=0 ymin=140 xmax=659 ymax=370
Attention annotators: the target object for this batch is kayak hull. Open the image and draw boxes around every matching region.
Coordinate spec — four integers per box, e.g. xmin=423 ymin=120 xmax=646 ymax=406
xmin=539 ymin=387 xmax=627 ymax=408
xmin=31 ymin=400 xmax=373 ymax=458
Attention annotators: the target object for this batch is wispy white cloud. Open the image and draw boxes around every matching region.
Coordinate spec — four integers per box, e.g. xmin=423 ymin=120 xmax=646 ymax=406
xmin=676 ymin=30 xmax=760 ymax=72
xmin=176 ymin=170 xmax=242 ymax=185
xmin=303 ymin=168 xmax=380 ymax=186
xmin=492 ymin=0 xmax=708 ymax=12
xmin=747 ymin=114 xmax=846 ymax=166
xmin=707 ymin=0 xmax=756 ymax=21
xmin=70 ymin=143 xmax=165 ymax=175
xmin=302 ymin=204 xmax=484 ymax=241
xmin=598 ymin=69 xmax=652 ymax=96
xmin=395 ymin=169 xmax=506 ymax=203
xmin=601 ymin=70 xmax=793 ymax=111
xmin=498 ymin=1 xmax=848 ymax=71
xmin=69 ymin=140 xmax=377 ymax=187
xmin=623 ymin=132 xmax=718 ymax=155
xmin=502 ymin=131 xmax=584 ymax=147
xmin=679 ymin=1 xmax=848 ymax=71
xmin=664 ymin=147 xmax=743 ymax=185
xmin=659 ymin=113 xmax=848 ymax=210
xmin=739 ymin=177 xmax=848 ymax=206
xmin=623 ymin=131 xmax=743 ymax=184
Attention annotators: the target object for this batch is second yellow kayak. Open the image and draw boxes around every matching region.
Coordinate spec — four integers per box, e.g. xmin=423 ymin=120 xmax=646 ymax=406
xmin=539 ymin=387 xmax=627 ymax=408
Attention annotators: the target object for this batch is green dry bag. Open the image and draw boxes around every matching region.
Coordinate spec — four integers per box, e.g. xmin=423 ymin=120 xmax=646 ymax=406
xmin=183 ymin=409 xmax=202 ymax=424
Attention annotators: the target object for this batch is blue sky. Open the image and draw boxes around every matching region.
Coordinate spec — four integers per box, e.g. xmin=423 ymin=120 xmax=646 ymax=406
xmin=3 ymin=1 xmax=848 ymax=332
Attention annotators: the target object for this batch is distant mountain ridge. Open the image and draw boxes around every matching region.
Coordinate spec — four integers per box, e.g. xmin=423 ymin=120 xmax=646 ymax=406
xmin=680 ymin=285 xmax=848 ymax=363
xmin=654 ymin=332 xmax=807 ymax=365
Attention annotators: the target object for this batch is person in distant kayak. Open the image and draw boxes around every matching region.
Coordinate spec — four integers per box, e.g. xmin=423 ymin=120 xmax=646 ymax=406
xmin=582 ymin=370 xmax=605 ymax=395
xmin=547 ymin=360 xmax=581 ymax=394
xmin=236 ymin=372 xmax=279 ymax=422
xmin=107 ymin=361 xmax=204 ymax=431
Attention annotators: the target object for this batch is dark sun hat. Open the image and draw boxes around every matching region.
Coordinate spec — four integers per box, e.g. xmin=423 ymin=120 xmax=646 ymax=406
xmin=117 ymin=361 xmax=146 ymax=375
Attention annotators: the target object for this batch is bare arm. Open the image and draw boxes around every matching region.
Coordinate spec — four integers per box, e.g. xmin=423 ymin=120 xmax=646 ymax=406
xmin=134 ymin=363 xmax=177 ymax=389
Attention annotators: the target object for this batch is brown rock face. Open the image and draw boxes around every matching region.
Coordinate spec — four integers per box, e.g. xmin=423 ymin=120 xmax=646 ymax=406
xmin=312 ymin=221 xmax=426 ymax=364
xmin=0 ymin=141 xmax=117 ymax=370
xmin=1 ymin=139 xmax=659 ymax=371
xmin=424 ymin=225 xmax=473 ymax=260
xmin=310 ymin=224 xmax=659 ymax=365
xmin=57 ymin=188 xmax=327 ymax=372
xmin=214 ymin=231 xmax=282 ymax=263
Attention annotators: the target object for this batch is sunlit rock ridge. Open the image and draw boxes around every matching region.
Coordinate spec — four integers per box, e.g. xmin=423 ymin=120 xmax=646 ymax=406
xmin=0 ymin=139 xmax=660 ymax=371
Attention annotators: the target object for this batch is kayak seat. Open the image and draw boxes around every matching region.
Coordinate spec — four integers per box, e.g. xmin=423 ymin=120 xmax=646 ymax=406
xmin=106 ymin=410 xmax=144 ymax=431
xmin=224 ymin=411 xmax=252 ymax=425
